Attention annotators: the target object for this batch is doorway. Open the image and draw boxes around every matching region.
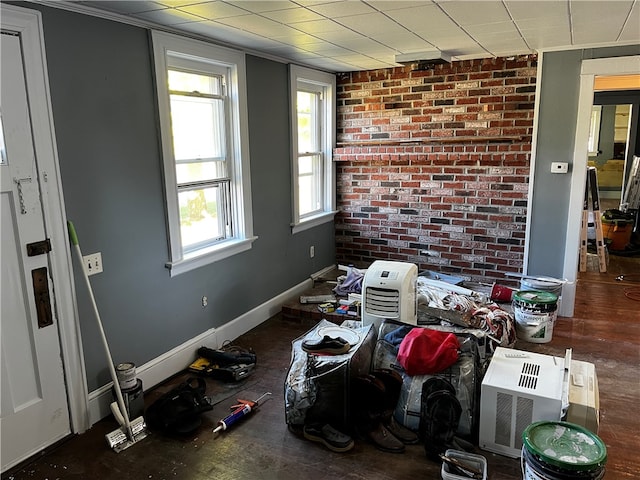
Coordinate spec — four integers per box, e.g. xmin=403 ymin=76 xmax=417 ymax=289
xmin=1 ymin=5 xmax=89 ymax=472
xmin=562 ymin=58 xmax=640 ymax=316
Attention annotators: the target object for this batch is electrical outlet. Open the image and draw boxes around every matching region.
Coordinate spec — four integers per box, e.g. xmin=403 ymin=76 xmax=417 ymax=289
xmin=83 ymin=252 xmax=103 ymax=276
xmin=310 ymin=245 xmax=315 ymax=258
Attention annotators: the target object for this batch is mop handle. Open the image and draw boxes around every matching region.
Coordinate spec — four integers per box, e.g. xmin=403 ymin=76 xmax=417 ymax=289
xmin=67 ymin=221 xmax=133 ymax=438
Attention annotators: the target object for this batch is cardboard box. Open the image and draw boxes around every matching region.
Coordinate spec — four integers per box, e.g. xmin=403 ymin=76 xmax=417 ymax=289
xmin=567 ymin=359 xmax=599 ymax=434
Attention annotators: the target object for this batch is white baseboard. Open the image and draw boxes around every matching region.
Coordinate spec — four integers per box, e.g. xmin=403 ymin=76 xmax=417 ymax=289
xmin=87 ymin=268 xmax=327 ymax=425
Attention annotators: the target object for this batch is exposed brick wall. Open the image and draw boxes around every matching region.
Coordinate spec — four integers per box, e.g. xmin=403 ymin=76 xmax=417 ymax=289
xmin=334 ymin=55 xmax=537 ymax=285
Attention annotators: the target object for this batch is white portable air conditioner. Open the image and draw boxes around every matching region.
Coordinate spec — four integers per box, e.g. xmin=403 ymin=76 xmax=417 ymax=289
xmin=479 ymin=347 xmax=570 ymax=458
xmin=361 ymin=260 xmax=418 ymax=331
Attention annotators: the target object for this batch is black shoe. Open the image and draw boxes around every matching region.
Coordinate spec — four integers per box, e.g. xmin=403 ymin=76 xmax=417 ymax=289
xmin=384 ymin=415 xmax=419 ymax=445
xmin=302 ymin=335 xmax=350 ymax=355
xmin=303 ymin=424 xmax=355 ymax=452
xmin=365 ymin=423 xmax=405 ymax=453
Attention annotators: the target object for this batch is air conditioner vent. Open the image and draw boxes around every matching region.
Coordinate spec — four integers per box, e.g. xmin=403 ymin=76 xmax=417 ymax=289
xmin=364 ymin=287 xmax=400 ymax=317
xmin=518 ymin=362 xmax=540 ymax=389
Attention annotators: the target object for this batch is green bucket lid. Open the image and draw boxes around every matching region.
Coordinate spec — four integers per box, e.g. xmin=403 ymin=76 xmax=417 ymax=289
xmin=523 ymin=421 xmax=607 ymax=471
xmin=514 ymin=290 xmax=558 ymax=305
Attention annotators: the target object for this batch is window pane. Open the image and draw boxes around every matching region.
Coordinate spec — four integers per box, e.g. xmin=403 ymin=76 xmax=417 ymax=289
xmin=298 ymin=155 xmax=321 ymax=216
xmin=178 ymin=184 xmax=227 ymax=250
xmin=297 ymin=91 xmax=318 ymax=153
xmin=171 ymin=94 xmax=225 ymax=161
xmin=298 ymin=175 xmax=315 ymax=216
xmin=168 ymin=70 xmax=221 ymax=95
xmin=176 ymin=160 xmax=227 ymax=184
xmin=298 ymin=155 xmax=313 ymax=175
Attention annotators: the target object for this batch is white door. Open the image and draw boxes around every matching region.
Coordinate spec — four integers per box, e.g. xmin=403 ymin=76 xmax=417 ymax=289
xmin=0 ymin=24 xmax=71 ymax=472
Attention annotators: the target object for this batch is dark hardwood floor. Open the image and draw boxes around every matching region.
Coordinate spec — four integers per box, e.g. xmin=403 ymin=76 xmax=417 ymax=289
xmin=3 ymin=256 xmax=639 ymax=480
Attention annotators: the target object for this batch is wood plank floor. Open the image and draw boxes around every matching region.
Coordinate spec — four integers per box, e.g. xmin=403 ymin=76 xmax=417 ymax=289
xmin=3 ymin=256 xmax=639 ymax=480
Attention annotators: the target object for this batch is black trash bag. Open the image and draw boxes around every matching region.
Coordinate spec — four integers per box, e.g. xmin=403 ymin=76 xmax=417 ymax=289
xmin=145 ymin=377 xmax=212 ymax=435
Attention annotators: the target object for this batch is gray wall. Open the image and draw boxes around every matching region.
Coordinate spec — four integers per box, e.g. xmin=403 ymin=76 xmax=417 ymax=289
xmin=527 ymin=45 xmax=640 ymax=277
xmin=22 ymin=3 xmax=335 ymax=391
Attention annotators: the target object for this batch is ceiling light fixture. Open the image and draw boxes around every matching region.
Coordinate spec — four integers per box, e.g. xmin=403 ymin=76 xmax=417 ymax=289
xmin=394 ymin=50 xmax=452 ymax=70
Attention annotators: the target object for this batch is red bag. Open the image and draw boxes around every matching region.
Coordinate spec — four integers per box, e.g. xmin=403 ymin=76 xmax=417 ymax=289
xmin=397 ymin=328 xmax=460 ymax=376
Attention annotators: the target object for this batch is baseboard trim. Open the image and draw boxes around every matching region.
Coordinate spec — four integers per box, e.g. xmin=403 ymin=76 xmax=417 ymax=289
xmin=87 ymin=269 xmax=324 ymax=425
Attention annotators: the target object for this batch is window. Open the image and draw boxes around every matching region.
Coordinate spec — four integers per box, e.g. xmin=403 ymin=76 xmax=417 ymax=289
xmin=152 ymin=31 xmax=255 ymax=276
xmin=290 ymin=65 xmax=336 ymax=233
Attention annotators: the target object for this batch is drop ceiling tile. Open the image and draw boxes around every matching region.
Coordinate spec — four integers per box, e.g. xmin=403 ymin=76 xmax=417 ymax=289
xmin=514 ymin=15 xmax=570 ymax=30
xmin=156 ymin=0 xmax=213 ymax=7
xmin=226 ymin=1 xmax=299 ymax=13
xmin=303 ymin=43 xmax=356 ymax=56
xmin=306 ymin=1 xmax=379 ymax=18
xmin=292 ymin=18 xmax=354 ymax=34
xmin=520 ymin=29 xmax=572 ymax=49
xmin=570 ymin=0 xmax=634 ymax=23
xmin=260 ymin=7 xmax=327 ymax=24
xmin=504 ymin=0 xmax=569 ymax=22
xmin=476 ymin=33 xmax=529 ymax=51
xmin=268 ymin=31 xmax=325 ymax=46
xmin=368 ymin=1 xmax=434 ymax=13
xmin=436 ymin=0 xmax=512 ymax=26
xmin=77 ymin=0 xmax=167 ymax=14
xmin=384 ymin=4 xmax=459 ymax=32
xmin=176 ymin=1 xmax=252 ymax=19
xmin=619 ymin=3 xmax=640 ymax=42
xmin=133 ymin=8 xmax=208 ymax=24
xmin=573 ymin=24 xmax=627 ymax=45
xmin=179 ymin=19 xmax=272 ymax=46
xmin=336 ymin=12 xmax=414 ymax=35
xmin=216 ymin=14 xmax=301 ymax=36
xmin=465 ymin=21 xmax=521 ymax=36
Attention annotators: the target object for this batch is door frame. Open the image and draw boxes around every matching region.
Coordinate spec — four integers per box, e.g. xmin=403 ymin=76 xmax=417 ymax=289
xmin=561 ymin=55 xmax=640 ymax=316
xmin=2 ymin=4 xmax=90 ymax=434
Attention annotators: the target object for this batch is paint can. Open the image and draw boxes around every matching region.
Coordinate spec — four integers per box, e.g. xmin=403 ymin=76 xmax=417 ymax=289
xmin=520 ymin=276 xmax=564 ymax=312
xmin=112 ymin=379 xmax=144 ymax=420
xmin=513 ymin=290 xmax=558 ymax=343
xmin=116 ymin=362 xmax=137 ymax=390
xmin=522 ymin=421 xmax=606 ymax=480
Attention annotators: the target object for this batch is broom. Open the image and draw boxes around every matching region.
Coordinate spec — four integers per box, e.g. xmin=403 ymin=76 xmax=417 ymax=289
xmin=67 ymin=221 xmax=149 ymax=452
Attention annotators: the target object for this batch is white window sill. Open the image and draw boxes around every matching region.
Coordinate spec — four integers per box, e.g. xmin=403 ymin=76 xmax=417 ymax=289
xmin=165 ymin=236 xmax=258 ymax=277
xmin=291 ymin=210 xmax=337 ymax=235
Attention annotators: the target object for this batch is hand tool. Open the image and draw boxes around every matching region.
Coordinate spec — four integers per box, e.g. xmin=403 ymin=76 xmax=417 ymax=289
xmin=213 ymin=392 xmax=271 ymax=435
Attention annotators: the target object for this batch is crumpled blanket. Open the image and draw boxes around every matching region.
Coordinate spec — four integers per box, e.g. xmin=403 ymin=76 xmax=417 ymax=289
xmin=333 ymin=266 xmax=364 ymax=296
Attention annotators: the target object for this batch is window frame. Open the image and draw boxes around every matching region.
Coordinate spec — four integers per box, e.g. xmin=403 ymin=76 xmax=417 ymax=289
xmin=289 ymin=65 xmax=337 ymax=234
xmin=152 ymin=31 xmax=255 ymax=276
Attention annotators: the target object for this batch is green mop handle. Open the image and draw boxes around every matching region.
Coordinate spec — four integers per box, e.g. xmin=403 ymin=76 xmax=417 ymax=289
xmin=67 ymin=220 xmax=134 ymax=440
xmin=67 ymin=220 xmax=79 ymax=246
